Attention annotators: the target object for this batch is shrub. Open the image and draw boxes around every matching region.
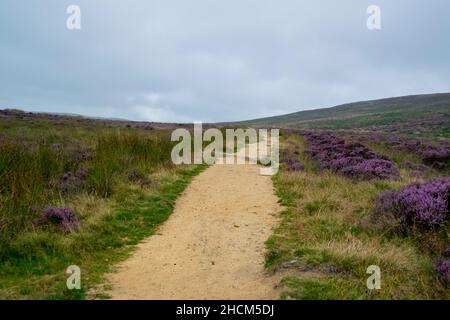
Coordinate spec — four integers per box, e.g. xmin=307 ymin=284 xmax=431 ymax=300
xmin=288 ymin=161 xmax=304 ymax=172
xmin=436 ymin=260 xmax=450 ymax=286
xmin=42 ymin=206 xmax=80 ymax=233
xmin=75 ymin=165 xmax=89 ymax=179
xmin=57 ymin=170 xmax=88 ymax=195
xmin=374 ymin=177 xmax=450 ymax=230
xmin=280 ymin=145 xmax=305 ymax=172
xmin=303 ymin=131 xmax=399 ymax=181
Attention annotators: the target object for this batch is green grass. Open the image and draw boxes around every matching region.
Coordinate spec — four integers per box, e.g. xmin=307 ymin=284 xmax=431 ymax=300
xmin=0 ymin=162 xmax=206 ymax=299
xmin=0 ymin=116 xmax=207 ymax=299
xmin=268 ymin=133 xmax=449 ymax=299
xmin=0 ymin=129 xmax=176 ymax=246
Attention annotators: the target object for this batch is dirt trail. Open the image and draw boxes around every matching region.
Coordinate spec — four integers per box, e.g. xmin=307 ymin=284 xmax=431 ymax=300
xmin=106 ymin=163 xmax=283 ymax=299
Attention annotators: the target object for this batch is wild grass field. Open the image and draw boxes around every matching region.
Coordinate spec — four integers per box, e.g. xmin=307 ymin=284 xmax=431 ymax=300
xmin=0 ymin=109 xmax=449 ymax=300
xmin=0 ymin=112 xmax=205 ymax=299
xmin=269 ymin=130 xmax=449 ymax=299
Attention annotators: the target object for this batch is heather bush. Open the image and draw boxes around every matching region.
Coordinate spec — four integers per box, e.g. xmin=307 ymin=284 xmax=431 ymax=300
xmin=436 ymin=260 xmax=450 ymax=286
xmin=303 ymin=131 xmax=399 ymax=180
xmin=280 ymin=145 xmax=305 ymax=172
xmin=336 ymin=158 xmax=400 ymax=180
xmin=42 ymin=206 xmax=79 ymax=233
xmin=75 ymin=165 xmax=89 ymax=179
xmin=374 ymin=177 xmax=450 ymax=231
xmin=57 ymin=171 xmax=89 ymax=195
xmin=288 ymin=161 xmax=305 ymax=172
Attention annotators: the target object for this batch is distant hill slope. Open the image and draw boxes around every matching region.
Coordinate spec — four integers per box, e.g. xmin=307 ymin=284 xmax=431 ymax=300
xmin=236 ymin=93 xmax=450 ymax=137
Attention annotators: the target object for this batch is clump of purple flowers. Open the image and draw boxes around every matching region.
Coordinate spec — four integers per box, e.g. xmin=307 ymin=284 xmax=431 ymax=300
xmin=280 ymin=147 xmax=305 ymax=172
xmin=58 ymin=166 xmax=89 ymax=195
xmin=288 ymin=161 xmax=305 ymax=172
xmin=374 ymin=177 xmax=450 ymax=230
xmin=42 ymin=206 xmax=80 ymax=232
xmin=303 ymin=131 xmax=400 ymax=180
xmin=436 ymin=260 xmax=450 ymax=286
xmin=75 ymin=165 xmax=89 ymax=179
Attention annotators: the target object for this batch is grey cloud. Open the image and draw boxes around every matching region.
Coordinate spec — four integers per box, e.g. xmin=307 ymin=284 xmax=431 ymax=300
xmin=0 ymin=0 xmax=449 ymax=122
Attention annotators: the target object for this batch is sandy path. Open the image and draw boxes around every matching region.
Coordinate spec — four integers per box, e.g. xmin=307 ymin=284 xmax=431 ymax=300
xmin=106 ymin=163 xmax=282 ymax=299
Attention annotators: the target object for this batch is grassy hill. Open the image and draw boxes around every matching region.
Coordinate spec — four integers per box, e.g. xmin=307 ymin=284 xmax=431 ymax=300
xmin=236 ymin=93 xmax=450 ymax=138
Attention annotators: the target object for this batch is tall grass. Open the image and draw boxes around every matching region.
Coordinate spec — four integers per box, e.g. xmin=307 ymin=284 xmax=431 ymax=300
xmin=89 ymin=132 xmax=174 ymax=197
xmin=0 ymin=130 xmax=175 ymax=253
xmin=0 ymin=123 xmax=200 ymax=298
xmin=0 ymin=141 xmax=69 ymax=250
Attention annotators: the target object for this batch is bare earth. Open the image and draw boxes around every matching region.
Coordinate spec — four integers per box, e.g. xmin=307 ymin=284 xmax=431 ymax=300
xmin=106 ymin=163 xmax=283 ymax=299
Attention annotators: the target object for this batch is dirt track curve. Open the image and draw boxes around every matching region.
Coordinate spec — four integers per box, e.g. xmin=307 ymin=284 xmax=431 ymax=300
xmin=106 ymin=163 xmax=282 ymax=299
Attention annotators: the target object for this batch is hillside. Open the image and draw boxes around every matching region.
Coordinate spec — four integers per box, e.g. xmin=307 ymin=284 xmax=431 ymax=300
xmin=236 ymin=93 xmax=450 ymax=137
xmin=1 ymin=94 xmax=449 ymax=300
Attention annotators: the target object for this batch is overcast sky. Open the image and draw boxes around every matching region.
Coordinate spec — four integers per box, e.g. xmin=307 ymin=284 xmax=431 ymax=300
xmin=0 ymin=1 xmax=449 ymax=122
